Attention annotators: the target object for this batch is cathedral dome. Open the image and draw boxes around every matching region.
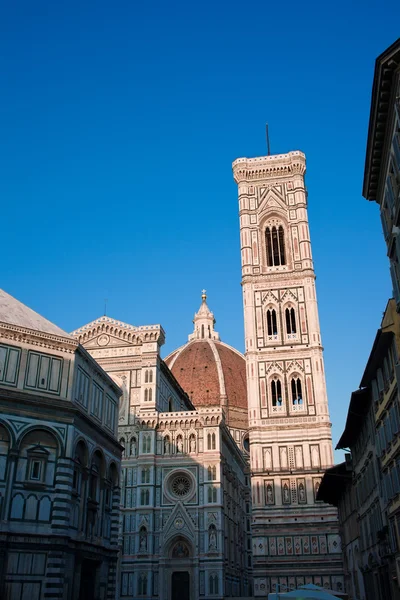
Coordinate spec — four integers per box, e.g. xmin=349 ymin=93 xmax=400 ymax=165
xmin=164 ymin=292 xmax=248 ymax=430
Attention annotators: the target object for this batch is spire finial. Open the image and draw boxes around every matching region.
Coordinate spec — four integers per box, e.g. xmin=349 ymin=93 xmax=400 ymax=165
xmin=188 ymin=290 xmax=220 ymax=342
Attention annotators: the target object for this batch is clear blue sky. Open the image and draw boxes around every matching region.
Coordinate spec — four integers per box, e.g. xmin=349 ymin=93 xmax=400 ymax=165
xmin=1 ymin=1 xmax=399 ymax=457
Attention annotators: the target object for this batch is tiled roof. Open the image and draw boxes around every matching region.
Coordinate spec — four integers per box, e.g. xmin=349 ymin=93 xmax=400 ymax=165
xmin=165 ymin=339 xmax=248 ymax=413
xmin=0 ymin=288 xmax=72 ymax=338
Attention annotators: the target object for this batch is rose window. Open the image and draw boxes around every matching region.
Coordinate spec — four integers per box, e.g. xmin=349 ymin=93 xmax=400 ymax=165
xmin=171 ymin=474 xmax=191 ymax=497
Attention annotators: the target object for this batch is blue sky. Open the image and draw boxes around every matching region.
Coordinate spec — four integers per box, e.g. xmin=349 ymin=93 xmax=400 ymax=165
xmin=1 ymin=1 xmax=399 ymax=456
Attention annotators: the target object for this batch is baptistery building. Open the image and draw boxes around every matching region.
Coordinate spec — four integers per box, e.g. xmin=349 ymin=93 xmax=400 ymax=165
xmin=71 ymin=296 xmax=253 ymax=600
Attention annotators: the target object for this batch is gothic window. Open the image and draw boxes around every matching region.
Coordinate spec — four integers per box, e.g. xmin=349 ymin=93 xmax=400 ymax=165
xmin=271 ymin=379 xmax=282 ymax=406
xmin=201 ymin=324 xmax=205 ymax=338
xmin=208 ymin=465 xmax=217 ymax=481
xmin=140 ymin=488 xmax=150 ymax=506
xmin=149 ymin=370 xmax=153 ymax=383
xmin=144 ymin=370 xmax=148 ymax=383
xmin=148 ymin=388 xmax=152 ymax=402
xmin=138 ymin=572 xmax=147 ymax=596
xmin=291 ymin=377 xmax=303 ymax=405
xmin=142 ymin=435 xmax=151 ymax=454
xmin=209 ymin=573 xmax=219 ymax=594
xmin=208 ymin=486 xmax=217 ymax=503
xmin=144 ymin=389 xmax=148 ymax=402
xmin=285 ymin=307 xmax=297 ymax=334
xmin=207 ymin=432 xmax=216 ymax=450
xmin=265 ymin=225 xmax=286 ymax=266
xmin=267 ymin=309 xmax=278 ymax=336
xmin=141 ymin=467 xmax=150 ymax=484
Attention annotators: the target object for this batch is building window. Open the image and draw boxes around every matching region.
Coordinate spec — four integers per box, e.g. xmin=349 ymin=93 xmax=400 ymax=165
xmin=30 ymin=460 xmax=42 ymax=480
xmin=285 ymin=308 xmax=296 ymax=334
xmin=207 ymin=433 xmax=216 ymax=450
xmin=208 ymin=465 xmax=217 ymax=481
xmin=291 ymin=377 xmax=303 ymax=405
xmin=145 ymin=370 xmax=148 ymax=383
xmin=271 ymin=379 xmax=282 ymax=406
xmin=208 ymin=486 xmax=217 ymax=503
xmin=140 ymin=488 xmax=150 ymax=506
xmin=267 ymin=309 xmax=278 ymax=336
xmin=26 ymin=448 xmax=48 ymax=484
xmin=209 ymin=573 xmax=219 ymax=595
xmin=266 ymin=225 xmax=286 ymax=266
xmin=144 ymin=389 xmax=148 ymax=402
xmin=142 ymin=435 xmax=151 ymax=454
xmin=148 ymin=388 xmax=152 ymax=402
xmin=138 ymin=573 xmax=147 ymax=596
xmin=141 ymin=467 xmax=150 ymax=484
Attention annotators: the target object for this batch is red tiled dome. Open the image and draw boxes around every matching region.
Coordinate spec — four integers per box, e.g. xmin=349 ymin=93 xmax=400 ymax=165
xmin=165 ymin=339 xmax=248 ymax=415
xmin=165 ymin=292 xmax=248 ymax=429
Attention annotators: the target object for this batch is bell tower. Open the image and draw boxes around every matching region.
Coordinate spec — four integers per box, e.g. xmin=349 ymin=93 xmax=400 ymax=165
xmin=232 ymin=151 xmax=343 ymax=594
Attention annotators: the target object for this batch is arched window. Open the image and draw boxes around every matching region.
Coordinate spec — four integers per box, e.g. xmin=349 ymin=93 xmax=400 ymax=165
xmin=141 ymin=467 xmax=150 ymax=483
xmin=271 ymin=379 xmax=282 ymax=406
xmin=140 ymin=489 xmax=150 ymax=506
xmin=201 ymin=324 xmax=205 ymax=338
xmin=267 ymin=309 xmax=278 ymax=336
xmin=212 ymin=465 xmax=217 ymax=480
xmin=138 ymin=572 xmax=147 ymax=595
xmin=285 ymin=308 xmax=297 ymax=334
xmin=144 ymin=370 xmax=148 ymax=383
xmin=208 ymin=486 xmax=217 ymax=503
xmin=211 ymin=433 xmax=216 ymax=450
xmin=291 ymin=377 xmax=303 ymax=405
xmin=142 ymin=435 xmax=151 ymax=454
xmin=265 ymin=226 xmax=286 ymax=266
xmin=208 ymin=465 xmax=212 ymax=480
xmin=149 ymin=370 xmax=153 ymax=383
xmin=209 ymin=573 xmax=219 ymax=594
xmin=148 ymin=388 xmax=152 ymax=402
xmin=144 ymin=389 xmax=148 ymax=402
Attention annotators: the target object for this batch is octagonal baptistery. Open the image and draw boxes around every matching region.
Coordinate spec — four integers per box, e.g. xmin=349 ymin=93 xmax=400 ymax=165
xmin=165 ymin=292 xmax=249 ymax=446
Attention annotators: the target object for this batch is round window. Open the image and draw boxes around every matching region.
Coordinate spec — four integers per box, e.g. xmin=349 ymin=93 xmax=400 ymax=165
xmin=170 ymin=473 xmax=192 ymax=498
xmin=165 ymin=470 xmax=196 ymax=503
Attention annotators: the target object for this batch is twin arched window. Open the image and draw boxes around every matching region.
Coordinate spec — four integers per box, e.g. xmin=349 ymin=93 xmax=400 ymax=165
xmin=208 ymin=465 xmax=217 ymax=481
xmin=144 ymin=370 xmax=153 ymax=383
xmin=138 ymin=572 xmax=147 ymax=595
xmin=266 ymin=226 xmax=286 ymax=266
xmin=140 ymin=488 xmax=150 ymax=506
xmin=208 ymin=486 xmax=217 ymax=503
xmin=142 ymin=435 xmax=151 ymax=454
xmin=144 ymin=388 xmax=152 ymax=402
xmin=209 ymin=573 xmax=219 ymax=594
xmin=267 ymin=309 xmax=278 ymax=336
xmin=207 ymin=433 xmax=216 ymax=450
xmin=291 ymin=377 xmax=303 ymax=405
xmin=141 ymin=467 xmax=150 ymax=483
xmin=271 ymin=380 xmax=282 ymax=407
xmin=285 ymin=308 xmax=296 ymax=334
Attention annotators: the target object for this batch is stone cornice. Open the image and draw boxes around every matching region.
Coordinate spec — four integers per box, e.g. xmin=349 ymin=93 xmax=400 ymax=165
xmin=0 ymin=322 xmax=77 ymax=355
xmin=241 ymin=269 xmax=316 ymax=286
xmin=71 ymin=315 xmax=166 ymax=347
xmin=232 ymin=151 xmax=306 ymax=183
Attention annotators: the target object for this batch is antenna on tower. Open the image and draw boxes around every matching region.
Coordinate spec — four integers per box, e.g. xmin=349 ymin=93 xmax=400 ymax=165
xmin=266 ymin=123 xmax=271 ymax=156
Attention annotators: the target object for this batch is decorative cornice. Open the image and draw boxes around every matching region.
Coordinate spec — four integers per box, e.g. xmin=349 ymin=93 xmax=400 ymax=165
xmin=232 ymin=151 xmax=306 ymax=183
xmin=0 ymin=322 xmax=77 ymax=355
xmin=71 ymin=315 xmax=165 ymax=347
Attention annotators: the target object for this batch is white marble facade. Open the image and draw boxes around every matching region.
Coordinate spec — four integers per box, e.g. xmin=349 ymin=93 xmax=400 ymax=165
xmin=72 ymin=316 xmax=252 ymax=600
xmin=232 ymin=152 xmax=344 ymax=594
xmin=0 ymin=289 xmax=122 ymax=600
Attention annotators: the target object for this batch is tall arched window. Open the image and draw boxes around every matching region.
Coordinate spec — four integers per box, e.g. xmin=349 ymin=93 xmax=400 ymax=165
xmin=271 ymin=379 xmax=282 ymax=406
xmin=208 ymin=465 xmax=212 ymax=480
xmin=149 ymin=370 xmax=153 ymax=383
xmin=291 ymin=377 xmax=303 ymax=405
xmin=285 ymin=308 xmax=297 ymax=334
xmin=144 ymin=389 xmax=148 ymax=402
xmin=141 ymin=467 xmax=150 ymax=483
xmin=144 ymin=370 xmax=149 ymax=383
xmin=210 ymin=573 xmax=219 ymax=594
xmin=148 ymin=388 xmax=152 ymax=402
xmin=267 ymin=309 xmax=278 ymax=336
xmin=265 ymin=226 xmax=286 ymax=266
xmin=211 ymin=433 xmax=216 ymax=450
xmin=138 ymin=572 xmax=147 ymax=595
